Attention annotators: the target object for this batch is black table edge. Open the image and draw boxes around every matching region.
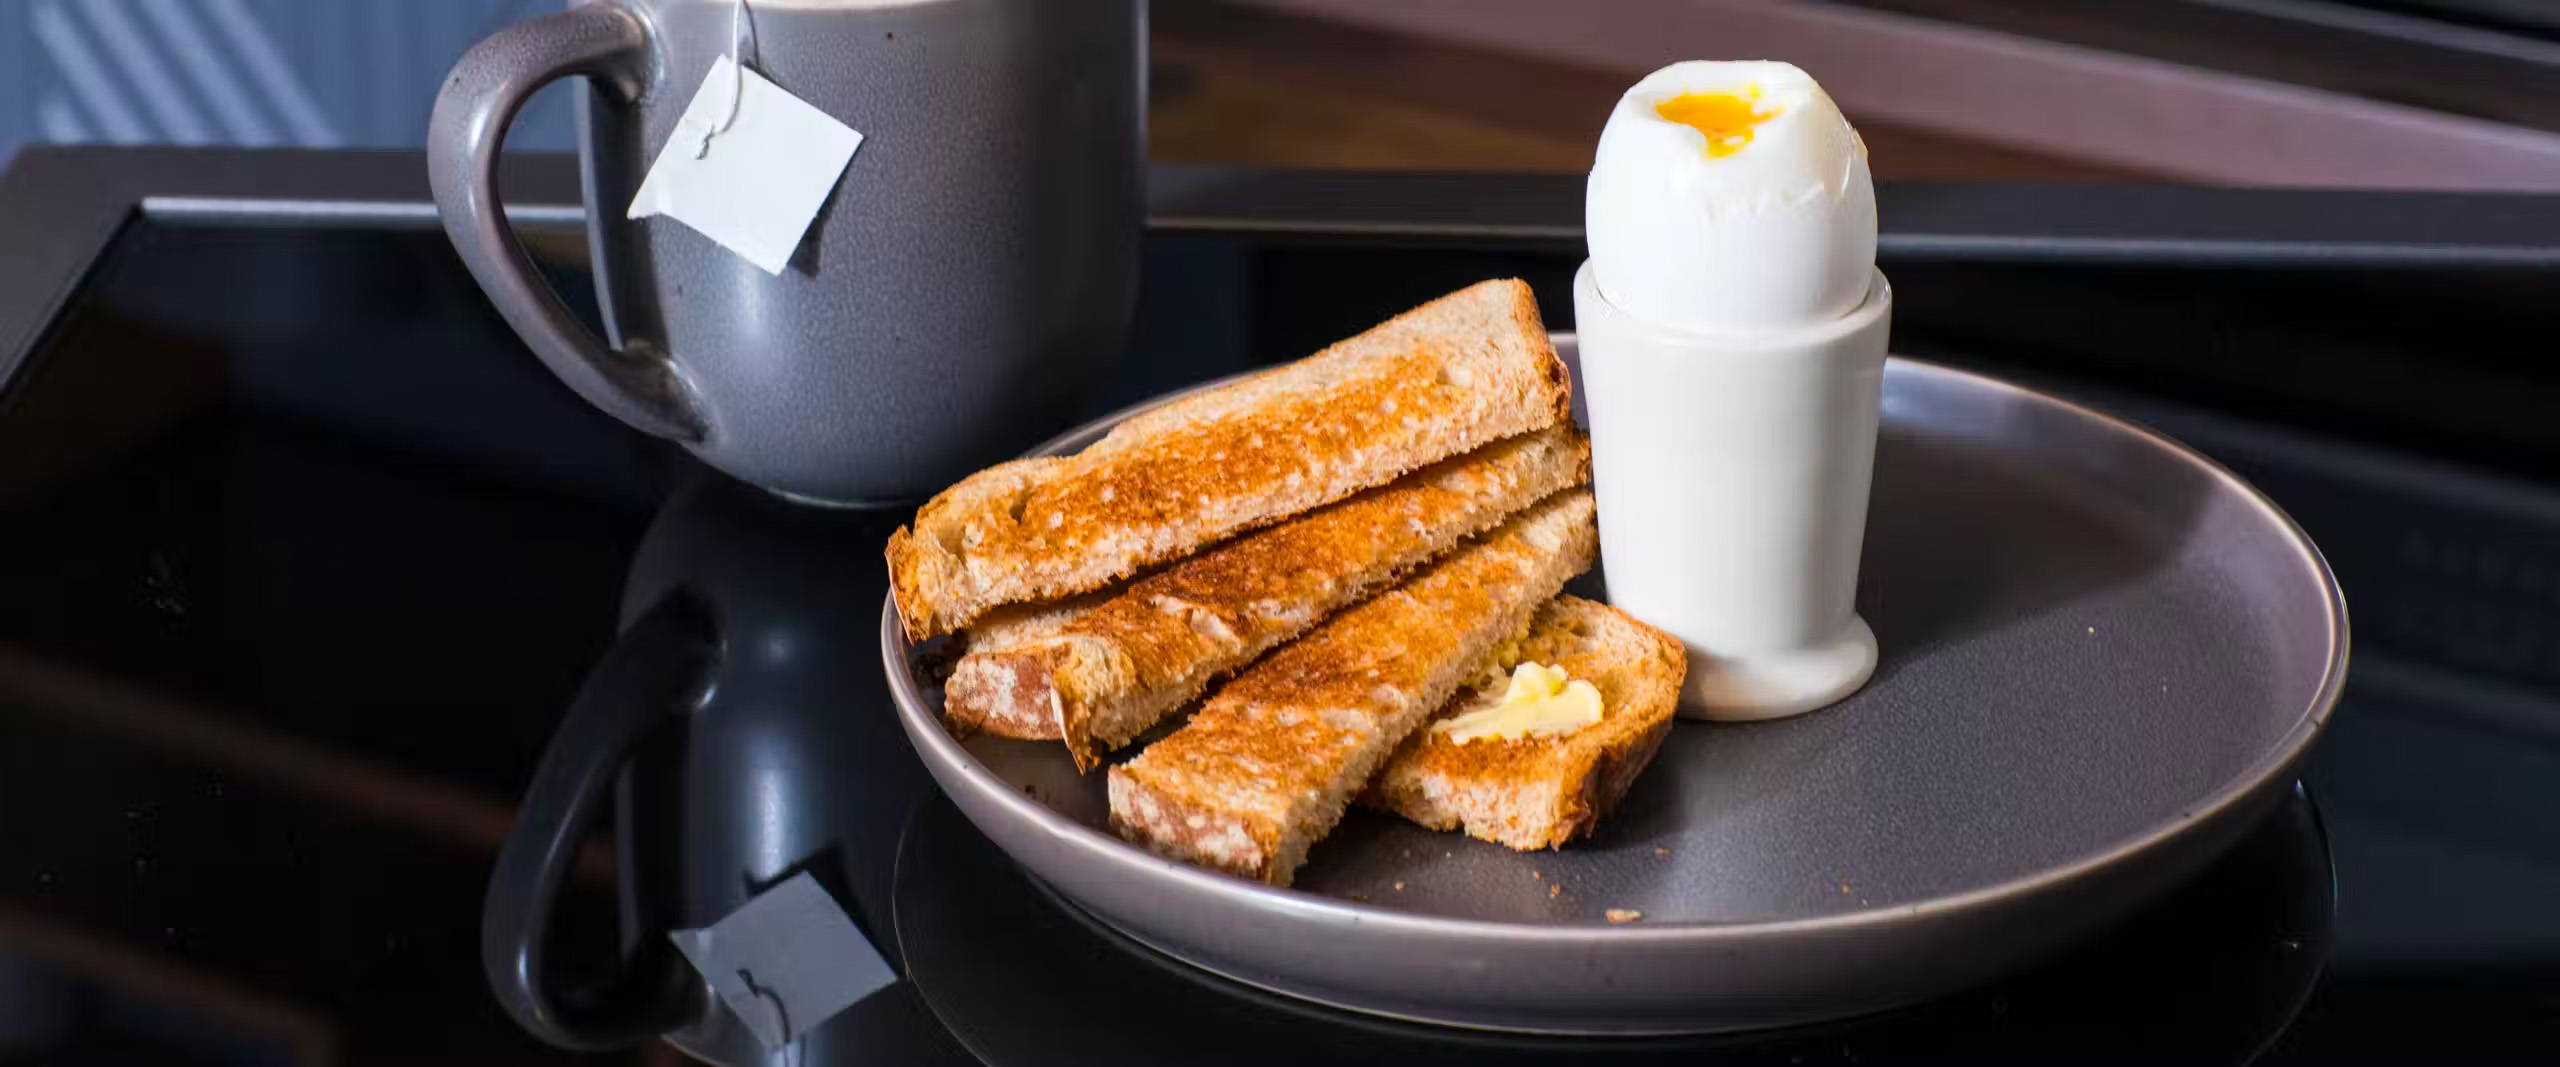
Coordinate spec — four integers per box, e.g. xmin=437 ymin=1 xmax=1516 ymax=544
xmin=5 ymin=145 xmax=2559 ymax=394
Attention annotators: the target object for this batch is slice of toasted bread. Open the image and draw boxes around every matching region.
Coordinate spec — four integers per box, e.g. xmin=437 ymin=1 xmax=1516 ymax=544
xmin=885 ymin=279 xmax=1570 ymax=641
xmin=937 ymin=591 xmax=1114 ymax=741
xmin=946 ymin=426 xmax=1591 ymax=767
xmin=962 ymin=592 xmax=1113 ymax=658
xmin=1108 ymin=490 xmax=1598 ymax=887
xmin=1363 ymin=596 xmax=1685 ymax=851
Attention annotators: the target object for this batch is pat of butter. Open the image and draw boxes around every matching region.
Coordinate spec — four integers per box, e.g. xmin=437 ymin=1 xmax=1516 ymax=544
xmin=1433 ymin=662 xmax=1604 ymax=744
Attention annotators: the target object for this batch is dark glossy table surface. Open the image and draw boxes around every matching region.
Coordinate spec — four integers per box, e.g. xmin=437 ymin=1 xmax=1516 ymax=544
xmin=1 ymin=151 xmax=2557 ymax=1064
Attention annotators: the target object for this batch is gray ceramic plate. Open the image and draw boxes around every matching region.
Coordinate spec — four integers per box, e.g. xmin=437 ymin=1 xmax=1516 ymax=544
xmin=881 ymin=338 xmax=2347 ymax=1034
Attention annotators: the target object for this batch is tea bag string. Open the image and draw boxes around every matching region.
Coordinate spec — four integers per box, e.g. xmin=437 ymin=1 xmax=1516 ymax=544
xmin=694 ymin=0 xmax=758 ymax=158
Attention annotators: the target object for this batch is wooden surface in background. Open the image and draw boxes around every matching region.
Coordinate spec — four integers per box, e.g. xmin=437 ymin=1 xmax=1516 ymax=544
xmin=1149 ymin=2 xmax=2152 ymax=181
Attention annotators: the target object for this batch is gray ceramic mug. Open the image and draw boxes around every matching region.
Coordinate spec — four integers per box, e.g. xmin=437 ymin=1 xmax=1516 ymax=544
xmin=430 ymin=0 xmax=1144 ymax=505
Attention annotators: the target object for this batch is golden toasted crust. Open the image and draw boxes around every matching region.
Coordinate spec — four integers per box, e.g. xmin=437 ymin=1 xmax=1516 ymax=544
xmin=962 ymin=591 xmax=1113 ymax=656
xmin=938 ymin=591 xmax=1117 ymax=740
xmin=945 ymin=427 xmax=1591 ymax=768
xmin=1107 ymin=491 xmax=1598 ymax=886
xmin=885 ymin=279 xmax=1569 ymax=641
xmin=1362 ymin=596 xmax=1686 ymax=851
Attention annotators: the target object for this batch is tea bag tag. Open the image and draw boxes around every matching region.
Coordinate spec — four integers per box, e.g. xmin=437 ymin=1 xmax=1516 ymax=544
xmin=627 ymin=55 xmax=863 ymax=275
xmin=667 ymin=872 xmax=897 ymax=1049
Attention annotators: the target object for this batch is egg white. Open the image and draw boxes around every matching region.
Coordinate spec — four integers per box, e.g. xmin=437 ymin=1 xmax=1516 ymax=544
xmin=1586 ymin=60 xmax=1876 ymax=334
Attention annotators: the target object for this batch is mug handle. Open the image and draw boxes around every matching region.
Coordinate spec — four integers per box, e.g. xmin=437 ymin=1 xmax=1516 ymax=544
xmin=428 ymin=5 xmax=707 ymax=444
xmin=482 ymin=594 xmax=720 ymax=1051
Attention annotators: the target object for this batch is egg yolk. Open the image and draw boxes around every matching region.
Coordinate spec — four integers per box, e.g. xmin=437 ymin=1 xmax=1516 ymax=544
xmin=1654 ymin=88 xmax=1780 ymax=158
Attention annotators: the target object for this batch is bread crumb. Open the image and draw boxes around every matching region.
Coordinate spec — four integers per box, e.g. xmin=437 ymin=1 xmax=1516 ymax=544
xmin=1838 ymin=881 xmax=1854 ymax=895
xmin=1531 ymin=870 xmax=1542 ymax=880
xmin=1653 ymin=847 xmax=1670 ymax=858
xmin=1393 ymin=881 xmax=1406 ymax=891
xmin=1549 ymin=884 xmax=1561 ymax=898
xmin=1605 ymin=908 xmax=1642 ymax=924
xmin=2087 ymin=626 xmax=2096 ymax=634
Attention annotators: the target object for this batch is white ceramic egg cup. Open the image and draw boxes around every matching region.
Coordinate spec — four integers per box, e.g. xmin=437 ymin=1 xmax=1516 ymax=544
xmin=1574 ymin=261 xmax=1893 ymax=721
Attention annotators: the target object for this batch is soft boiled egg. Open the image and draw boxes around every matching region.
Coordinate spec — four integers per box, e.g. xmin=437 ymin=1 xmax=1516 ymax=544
xmin=1586 ymin=60 xmax=1876 ymax=334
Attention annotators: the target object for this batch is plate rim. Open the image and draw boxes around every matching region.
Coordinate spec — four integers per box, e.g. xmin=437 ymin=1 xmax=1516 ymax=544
xmin=879 ymin=341 xmax=2350 ymax=946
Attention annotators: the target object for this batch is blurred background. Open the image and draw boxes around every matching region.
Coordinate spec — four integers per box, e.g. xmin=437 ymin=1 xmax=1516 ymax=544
xmin=2 ymin=0 xmax=2556 ymax=188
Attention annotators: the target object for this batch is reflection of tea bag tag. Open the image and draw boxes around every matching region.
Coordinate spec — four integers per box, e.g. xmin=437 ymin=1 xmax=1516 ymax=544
xmin=667 ymin=872 xmax=896 ymax=1049
xmin=628 ymin=55 xmax=863 ymax=275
